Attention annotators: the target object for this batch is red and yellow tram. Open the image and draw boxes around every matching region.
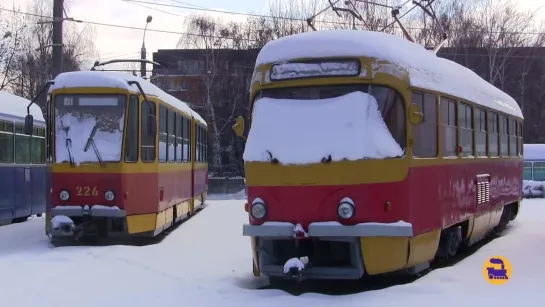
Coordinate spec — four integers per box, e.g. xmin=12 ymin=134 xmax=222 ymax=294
xmin=23 ymin=71 xmax=208 ymax=244
xmin=233 ymin=30 xmax=523 ymax=283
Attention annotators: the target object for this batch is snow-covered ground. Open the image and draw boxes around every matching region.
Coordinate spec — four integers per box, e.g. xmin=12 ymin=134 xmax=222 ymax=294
xmin=0 ymin=196 xmax=543 ymax=306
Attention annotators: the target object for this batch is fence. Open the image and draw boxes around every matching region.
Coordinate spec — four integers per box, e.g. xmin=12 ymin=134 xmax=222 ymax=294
xmin=208 ymin=177 xmax=246 ymax=194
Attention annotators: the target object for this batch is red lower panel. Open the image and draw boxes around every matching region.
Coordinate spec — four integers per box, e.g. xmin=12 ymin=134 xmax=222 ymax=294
xmin=247 ymin=160 xmax=522 ymax=235
xmin=52 ymin=170 xmax=194 ymax=215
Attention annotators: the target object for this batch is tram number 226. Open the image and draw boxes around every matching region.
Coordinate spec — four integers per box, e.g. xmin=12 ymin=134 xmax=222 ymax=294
xmin=76 ymin=186 xmax=98 ymax=196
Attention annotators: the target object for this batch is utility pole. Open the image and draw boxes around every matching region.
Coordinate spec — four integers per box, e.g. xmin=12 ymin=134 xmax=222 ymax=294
xmin=52 ymin=0 xmax=63 ymax=79
xmin=141 ymin=15 xmax=152 ymax=78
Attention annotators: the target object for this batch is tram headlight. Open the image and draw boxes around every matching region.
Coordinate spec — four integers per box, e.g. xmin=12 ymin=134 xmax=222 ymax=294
xmin=250 ymin=197 xmax=267 ymax=219
xmin=104 ymin=190 xmax=115 ymax=201
xmin=59 ymin=190 xmax=70 ymax=201
xmin=337 ymin=197 xmax=355 ymax=219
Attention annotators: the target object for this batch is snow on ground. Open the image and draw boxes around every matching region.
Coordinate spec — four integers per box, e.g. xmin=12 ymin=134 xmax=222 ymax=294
xmin=0 ymin=196 xmax=544 ymax=307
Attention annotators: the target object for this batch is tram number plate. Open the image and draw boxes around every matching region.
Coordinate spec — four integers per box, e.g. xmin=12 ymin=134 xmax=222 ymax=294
xmin=76 ymin=186 xmax=98 ymax=196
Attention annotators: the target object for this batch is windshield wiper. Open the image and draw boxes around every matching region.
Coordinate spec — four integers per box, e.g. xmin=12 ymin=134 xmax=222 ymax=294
xmin=61 ymin=124 xmax=75 ymax=167
xmin=321 ymin=155 xmax=332 ymax=164
xmin=84 ymin=125 xmax=105 ymax=168
xmin=266 ymin=150 xmax=279 ymax=164
xmin=65 ymin=138 xmax=75 ymax=167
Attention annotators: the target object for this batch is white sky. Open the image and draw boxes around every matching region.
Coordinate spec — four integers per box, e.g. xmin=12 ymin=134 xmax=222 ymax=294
xmin=0 ymin=0 xmax=543 ymax=70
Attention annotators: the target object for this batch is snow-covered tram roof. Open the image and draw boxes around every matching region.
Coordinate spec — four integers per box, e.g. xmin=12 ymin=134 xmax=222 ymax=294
xmin=524 ymin=144 xmax=545 ymax=161
xmin=49 ymin=71 xmax=207 ymax=126
xmin=0 ymin=91 xmax=45 ymax=123
xmin=255 ymin=30 xmax=522 ymax=118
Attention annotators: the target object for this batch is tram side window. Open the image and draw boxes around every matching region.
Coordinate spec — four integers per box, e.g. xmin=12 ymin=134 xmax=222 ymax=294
xmin=199 ymin=126 xmax=204 ymax=162
xmin=0 ymin=120 xmax=14 ymax=163
xmin=488 ymin=112 xmax=499 ymax=157
xmin=175 ymin=113 xmax=183 ymax=162
xmin=183 ymin=117 xmax=190 ymax=162
xmin=15 ymin=123 xmax=30 ymax=163
xmin=141 ymin=101 xmax=157 ymax=163
xmin=458 ymin=102 xmax=474 ymax=157
xmin=499 ymin=115 xmax=509 ymax=156
xmin=204 ymin=129 xmax=208 ymax=163
xmin=475 ymin=108 xmax=487 ymax=157
xmin=158 ymin=105 xmax=167 ymax=162
xmin=411 ymin=91 xmax=437 ymax=158
xmin=197 ymin=125 xmax=202 ymax=162
xmin=533 ymin=162 xmax=545 ymax=181
xmin=31 ymin=127 xmax=46 ymax=164
xmin=440 ymin=97 xmax=458 ymax=157
xmin=524 ymin=162 xmax=533 ymax=180
xmin=125 ymin=95 xmax=139 ymax=163
xmin=167 ymin=109 xmax=176 ymax=162
xmin=371 ymin=87 xmax=406 ymax=149
xmin=509 ymin=118 xmax=517 ymax=156
xmin=518 ymin=121 xmax=523 ymax=156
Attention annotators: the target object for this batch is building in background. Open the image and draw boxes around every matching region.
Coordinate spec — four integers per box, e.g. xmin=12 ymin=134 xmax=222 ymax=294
xmin=151 ymin=48 xmax=259 ymax=176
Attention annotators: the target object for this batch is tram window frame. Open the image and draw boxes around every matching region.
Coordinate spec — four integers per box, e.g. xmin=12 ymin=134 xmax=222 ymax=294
xmin=0 ymin=120 xmax=14 ymax=163
xmin=458 ymin=102 xmax=474 ymax=158
xmin=509 ymin=118 xmax=517 ymax=157
xmin=475 ymin=108 xmax=487 ymax=157
xmin=184 ymin=118 xmax=190 ymax=162
xmin=175 ymin=113 xmax=183 ymax=162
xmin=533 ymin=162 xmax=545 ymax=181
xmin=518 ymin=121 xmax=523 ymax=156
xmin=195 ymin=125 xmax=199 ymax=162
xmin=158 ymin=105 xmax=167 ymax=163
xmin=31 ymin=127 xmax=46 ymax=164
xmin=167 ymin=108 xmax=176 ymax=163
xmin=411 ymin=90 xmax=438 ymax=158
xmin=204 ymin=128 xmax=208 ymax=163
xmin=141 ymin=100 xmax=157 ymax=163
xmin=197 ymin=125 xmax=202 ymax=162
xmin=124 ymin=95 xmax=139 ymax=163
xmin=523 ymin=162 xmax=533 ymax=180
xmin=499 ymin=114 xmax=509 ymax=157
xmin=14 ymin=123 xmax=31 ymax=164
xmin=488 ymin=112 xmax=499 ymax=157
xmin=440 ymin=96 xmax=458 ymax=158
xmin=200 ymin=126 xmax=204 ymax=162
xmin=259 ymin=84 xmax=407 ymax=153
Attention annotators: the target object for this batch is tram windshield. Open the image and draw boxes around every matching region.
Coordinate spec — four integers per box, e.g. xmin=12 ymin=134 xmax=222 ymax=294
xmin=53 ymin=94 xmax=126 ymax=164
xmin=259 ymin=84 xmax=406 ymax=148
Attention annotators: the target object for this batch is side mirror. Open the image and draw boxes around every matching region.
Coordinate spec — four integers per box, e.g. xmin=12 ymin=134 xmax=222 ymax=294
xmin=24 ymin=115 xmax=34 ymax=135
xmin=147 ymin=114 xmax=157 ymax=136
xmin=408 ymin=103 xmax=423 ymax=125
xmin=232 ymin=116 xmax=245 ymax=138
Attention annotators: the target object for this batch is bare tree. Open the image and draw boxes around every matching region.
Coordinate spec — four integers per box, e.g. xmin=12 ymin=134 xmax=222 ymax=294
xmin=178 ymin=15 xmax=236 ymax=175
xmin=0 ymin=9 xmax=25 ymax=91
xmin=7 ymin=0 xmax=96 ymax=103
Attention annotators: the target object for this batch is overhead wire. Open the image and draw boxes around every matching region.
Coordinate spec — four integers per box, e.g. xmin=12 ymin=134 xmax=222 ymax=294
xmin=123 ymin=0 xmax=545 ymax=35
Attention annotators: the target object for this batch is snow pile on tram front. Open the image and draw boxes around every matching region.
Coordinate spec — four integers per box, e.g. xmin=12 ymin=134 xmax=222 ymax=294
xmin=55 ymin=113 xmax=124 ymax=165
xmin=243 ymin=91 xmax=404 ymax=165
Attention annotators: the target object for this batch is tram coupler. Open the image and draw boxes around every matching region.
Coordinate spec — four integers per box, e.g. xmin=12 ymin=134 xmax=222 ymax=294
xmin=286 ymin=267 xmax=304 ymax=280
xmin=50 ymin=218 xmax=75 ymax=237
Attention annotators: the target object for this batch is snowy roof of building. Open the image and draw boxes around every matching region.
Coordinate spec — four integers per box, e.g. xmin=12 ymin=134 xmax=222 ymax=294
xmin=524 ymin=144 xmax=545 ymax=161
xmin=255 ymin=30 xmax=522 ymax=118
xmin=0 ymin=91 xmax=45 ymax=123
xmin=49 ymin=71 xmax=206 ymax=126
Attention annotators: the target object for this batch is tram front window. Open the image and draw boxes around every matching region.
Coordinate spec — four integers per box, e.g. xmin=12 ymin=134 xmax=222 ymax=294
xmin=53 ymin=94 xmax=127 ymax=164
xmin=260 ymin=84 xmax=406 ymax=149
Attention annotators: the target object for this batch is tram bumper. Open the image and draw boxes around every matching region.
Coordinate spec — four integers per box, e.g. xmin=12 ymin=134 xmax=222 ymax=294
xmin=48 ymin=205 xmax=127 ymax=238
xmin=243 ymin=221 xmax=414 ymax=280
